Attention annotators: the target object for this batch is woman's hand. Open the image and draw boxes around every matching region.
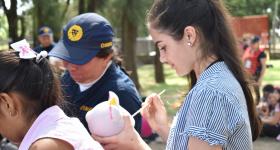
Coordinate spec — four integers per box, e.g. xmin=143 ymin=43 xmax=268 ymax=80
xmin=92 ymin=116 xmax=150 ymax=150
xmin=141 ymin=94 xmax=170 ymax=141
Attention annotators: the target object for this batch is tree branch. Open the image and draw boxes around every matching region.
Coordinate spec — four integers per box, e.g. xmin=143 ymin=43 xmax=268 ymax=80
xmin=61 ymin=0 xmax=70 ymax=20
xmin=0 ymin=0 xmax=8 ymax=14
xmin=10 ymin=0 xmax=17 ymax=13
xmin=19 ymin=15 xmax=26 ymax=39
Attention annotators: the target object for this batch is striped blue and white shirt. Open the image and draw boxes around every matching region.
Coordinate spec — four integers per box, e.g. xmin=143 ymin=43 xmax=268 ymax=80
xmin=166 ymin=62 xmax=252 ymax=150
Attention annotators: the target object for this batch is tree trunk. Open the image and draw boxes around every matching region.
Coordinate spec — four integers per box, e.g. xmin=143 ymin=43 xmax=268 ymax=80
xmin=37 ymin=1 xmax=43 ymax=27
xmin=1 ymin=0 xmax=19 ymax=43
xmin=79 ymin=0 xmax=86 ymax=14
xmin=62 ymin=0 xmax=71 ymax=20
xmin=6 ymin=14 xmax=18 ymax=43
xmin=121 ymin=10 xmax=141 ymax=90
xmin=87 ymin=0 xmax=96 ymax=12
xmin=154 ymin=46 xmax=165 ymax=83
xmin=32 ymin=0 xmax=41 ymax=47
xmin=19 ymin=15 xmax=26 ymax=40
xmin=32 ymin=3 xmax=37 ymax=47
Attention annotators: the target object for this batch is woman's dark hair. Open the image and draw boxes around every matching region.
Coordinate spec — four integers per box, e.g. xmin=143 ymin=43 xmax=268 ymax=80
xmin=96 ymin=47 xmax=130 ymax=75
xmin=147 ymin=0 xmax=262 ymax=141
xmin=0 ymin=50 xmax=63 ymax=120
xmin=262 ymin=84 xmax=274 ymax=94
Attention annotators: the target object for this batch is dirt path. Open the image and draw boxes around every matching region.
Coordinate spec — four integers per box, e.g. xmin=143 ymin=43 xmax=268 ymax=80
xmin=148 ymin=137 xmax=280 ymax=150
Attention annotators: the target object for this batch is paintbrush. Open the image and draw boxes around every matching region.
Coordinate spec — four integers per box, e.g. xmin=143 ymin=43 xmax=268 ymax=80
xmin=132 ymin=89 xmax=166 ymax=117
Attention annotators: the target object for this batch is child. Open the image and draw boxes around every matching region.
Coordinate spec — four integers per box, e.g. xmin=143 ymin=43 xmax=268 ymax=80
xmin=259 ymin=88 xmax=280 ymax=138
xmin=256 ymin=84 xmax=274 ymax=117
xmin=0 ymin=50 xmax=103 ymax=150
xmin=261 ymin=84 xmax=274 ymax=102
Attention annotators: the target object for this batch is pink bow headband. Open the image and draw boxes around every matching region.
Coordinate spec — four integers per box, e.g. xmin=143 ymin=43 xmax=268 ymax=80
xmin=10 ymin=39 xmax=48 ymax=63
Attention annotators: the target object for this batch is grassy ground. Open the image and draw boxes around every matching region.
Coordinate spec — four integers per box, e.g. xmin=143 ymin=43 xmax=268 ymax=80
xmin=138 ymin=60 xmax=280 ymax=116
xmin=263 ymin=60 xmax=280 ymax=85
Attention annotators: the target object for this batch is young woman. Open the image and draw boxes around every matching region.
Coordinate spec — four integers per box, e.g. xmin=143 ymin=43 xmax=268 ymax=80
xmin=0 ymin=50 xmax=103 ymax=150
xmin=93 ymin=0 xmax=262 ymax=149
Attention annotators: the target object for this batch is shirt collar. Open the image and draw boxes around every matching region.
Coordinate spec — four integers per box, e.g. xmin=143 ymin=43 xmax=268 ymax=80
xmin=77 ymin=61 xmax=112 ymax=92
xmin=198 ymin=61 xmax=225 ymax=82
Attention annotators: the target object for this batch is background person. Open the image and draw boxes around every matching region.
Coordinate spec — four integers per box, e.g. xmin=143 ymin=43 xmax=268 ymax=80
xmin=242 ymin=35 xmax=267 ymax=104
xmin=34 ymin=26 xmax=55 ymax=53
xmin=49 ymin=13 xmax=142 ymax=133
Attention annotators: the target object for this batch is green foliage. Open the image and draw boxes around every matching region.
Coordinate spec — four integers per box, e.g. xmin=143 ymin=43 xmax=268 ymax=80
xmin=224 ymin=0 xmax=280 ymax=30
xmin=2 ymin=0 xmax=278 ymax=47
xmin=32 ymin=0 xmax=74 ymax=42
xmin=0 ymin=14 xmax=8 ymax=40
xmin=225 ymin=0 xmax=278 ymax=16
xmin=99 ymin=0 xmax=152 ymax=37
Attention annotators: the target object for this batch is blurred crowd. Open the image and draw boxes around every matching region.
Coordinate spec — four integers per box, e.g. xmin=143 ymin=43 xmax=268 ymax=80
xmin=240 ymin=34 xmax=280 ymax=141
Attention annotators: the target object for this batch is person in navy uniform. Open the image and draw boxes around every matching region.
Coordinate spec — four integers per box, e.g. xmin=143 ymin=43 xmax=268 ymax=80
xmin=34 ymin=26 xmax=55 ymax=53
xmin=49 ymin=13 xmax=142 ymax=133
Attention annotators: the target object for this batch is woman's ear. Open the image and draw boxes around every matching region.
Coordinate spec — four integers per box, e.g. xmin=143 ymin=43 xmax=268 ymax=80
xmin=0 ymin=93 xmax=18 ymax=117
xmin=183 ymin=26 xmax=197 ymax=47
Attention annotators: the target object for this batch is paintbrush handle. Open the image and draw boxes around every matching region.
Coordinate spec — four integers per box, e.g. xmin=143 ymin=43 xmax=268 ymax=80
xmin=132 ymin=89 xmax=166 ymax=117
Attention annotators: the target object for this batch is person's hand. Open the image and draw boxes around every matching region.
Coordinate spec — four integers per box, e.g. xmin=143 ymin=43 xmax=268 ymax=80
xmin=257 ymin=102 xmax=266 ymax=110
xmin=261 ymin=105 xmax=269 ymax=117
xmin=141 ymin=94 xmax=169 ymax=141
xmin=92 ymin=116 xmax=149 ymax=150
xmin=258 ymin=102 xmax=269 ymax=117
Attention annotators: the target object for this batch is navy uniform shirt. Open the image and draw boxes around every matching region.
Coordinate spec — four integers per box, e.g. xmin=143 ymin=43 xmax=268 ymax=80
xmin=61 ymin=62 xmax=142 ymax=133
xmin=33 ymin=43 xmax=55 ymax=53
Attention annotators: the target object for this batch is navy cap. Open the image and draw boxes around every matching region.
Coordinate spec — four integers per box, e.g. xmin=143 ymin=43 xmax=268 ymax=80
xmin=251 ymin=36 xmax=260 ymax=44
xmin=38 ymin=26 xmax=53 ymax=36
xmin=49 ymin=13 xmax=114 ymax=65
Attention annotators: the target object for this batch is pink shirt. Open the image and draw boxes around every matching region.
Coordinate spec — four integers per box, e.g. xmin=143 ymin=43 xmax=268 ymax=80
xmin=19 ymin=105 xmax=103 ymax=150
xmin=275 ymin=103 xmax=280 ymax=112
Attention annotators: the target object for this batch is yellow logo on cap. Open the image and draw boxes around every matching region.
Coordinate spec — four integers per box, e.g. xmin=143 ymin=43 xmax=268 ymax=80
xmin=43 ymin=27 xmax=49 ymax=33
xmin=100 ymin=42 xmax=113 ymax=49
xmin=67 ymin=25 xmax=83 ymax=41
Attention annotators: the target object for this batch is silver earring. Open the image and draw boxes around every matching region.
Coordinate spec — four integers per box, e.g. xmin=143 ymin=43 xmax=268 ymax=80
xmin=187 ymin=42 xmax=192 ymax=46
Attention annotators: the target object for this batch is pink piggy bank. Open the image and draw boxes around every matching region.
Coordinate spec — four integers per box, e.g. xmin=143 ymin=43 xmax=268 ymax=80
xmin=86 ymin=91 xmax=134 ymax=137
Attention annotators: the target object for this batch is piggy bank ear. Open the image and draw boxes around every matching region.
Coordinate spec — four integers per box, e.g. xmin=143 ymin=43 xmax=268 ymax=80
xmin=108 ymin=91 xmax=119 ymax=106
